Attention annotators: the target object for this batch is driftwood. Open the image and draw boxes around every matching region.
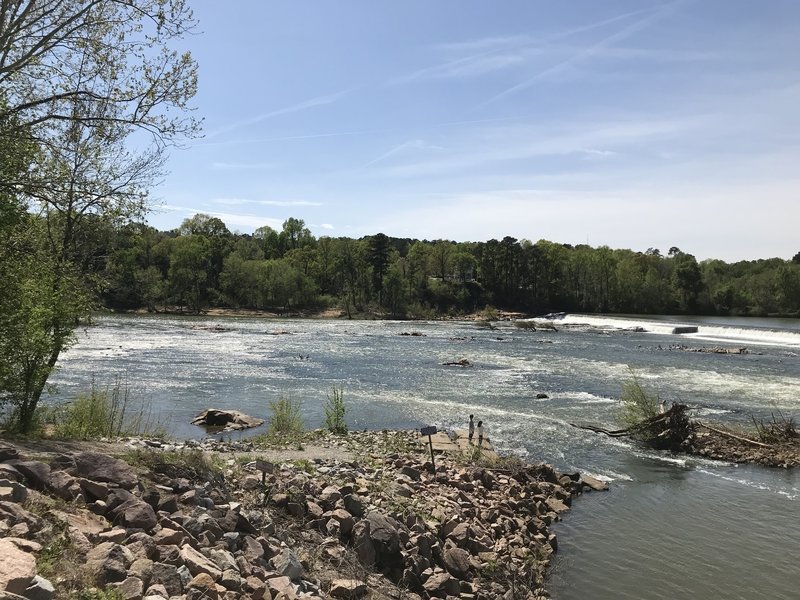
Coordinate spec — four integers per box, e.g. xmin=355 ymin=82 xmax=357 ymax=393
xmin=697 ymin=422 xmax=773 ymax=448
xmin=570 ymin=404 xmax=685 ymax=438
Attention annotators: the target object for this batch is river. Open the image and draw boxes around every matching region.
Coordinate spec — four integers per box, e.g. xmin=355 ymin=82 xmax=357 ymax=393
xmin=46 ymin=313 xmax=800 ymax=600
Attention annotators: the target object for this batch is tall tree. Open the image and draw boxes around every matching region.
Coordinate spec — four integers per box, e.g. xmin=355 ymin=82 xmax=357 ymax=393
xmin=0 ymin=1 xmax=198 ymax=431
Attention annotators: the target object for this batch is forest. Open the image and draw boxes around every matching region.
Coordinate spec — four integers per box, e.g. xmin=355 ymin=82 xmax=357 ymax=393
xmin=99 ymin=213 xmax=800 ymax=319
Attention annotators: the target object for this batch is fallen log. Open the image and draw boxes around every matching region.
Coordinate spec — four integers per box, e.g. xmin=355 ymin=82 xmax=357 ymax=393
xmin=570 ymin=404 xmax=686 ymax=438
xmin=696 ymin=422 xmax=773 ymax=448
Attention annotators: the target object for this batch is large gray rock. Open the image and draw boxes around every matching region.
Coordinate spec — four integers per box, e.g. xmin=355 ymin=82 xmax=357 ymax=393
xmin=342 ymin=494 xmax=365 ymax=518
xmin=365 ymin=512 xmax=404 ymax=581
xmin=149 ymin=562 xmax=182 ymax=597
xmin=8 ymin=460 xmax=50 ymax=490
xmin=25 ymin=575 xmax=56 ymax=600
xmin=191 ymin=408 xmax=264 ymax=432
xmin=272 ymin=548 xmax=304 ymax=581
xmin=47 ymin=470 xmax=80 ymax=501
xmin=443 ymin=546 xmax=471 ymax=579
xmin=115 ymin=498 xmax=158 ymax=531
xmin=86 ymin=542 xmax=134 ymax=586
xmin=73 ymin=452 xmax=138 ymax=489
xmin=0 ymin=538 xmax=37 ymax=595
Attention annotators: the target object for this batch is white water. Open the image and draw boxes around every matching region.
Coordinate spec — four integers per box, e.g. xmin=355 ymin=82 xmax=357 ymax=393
xmin=43 ymin=314 xmax=800 ymax=600
xmin=554 ymin=314 xmax=800 ymax=347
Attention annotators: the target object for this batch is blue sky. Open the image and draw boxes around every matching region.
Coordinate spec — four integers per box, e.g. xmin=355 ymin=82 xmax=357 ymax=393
xmin=152 ymin=0 xmax=800 ymax=262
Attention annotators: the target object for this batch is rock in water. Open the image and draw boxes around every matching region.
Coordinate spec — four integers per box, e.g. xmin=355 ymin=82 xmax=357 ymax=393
xmin=191 ymin=409 xmax=265 ymax=432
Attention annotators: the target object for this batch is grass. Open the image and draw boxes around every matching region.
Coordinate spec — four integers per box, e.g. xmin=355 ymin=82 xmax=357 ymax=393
xmin=124 ymin=447 xmax=224 ymax=484
xmin=267 ymin=397 xmax=304 ymax=438
xmin=41 ymin=377 xmax=165 ymax=440
xmin=752 ymin=408 xmax=798 ymax=444
xmin=323 ymin=386 xmax=347 ymax=434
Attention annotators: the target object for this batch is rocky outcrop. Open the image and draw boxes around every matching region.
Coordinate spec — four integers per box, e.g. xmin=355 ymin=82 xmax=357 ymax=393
xmin=0 ymin=430 xmax=602 ymax=599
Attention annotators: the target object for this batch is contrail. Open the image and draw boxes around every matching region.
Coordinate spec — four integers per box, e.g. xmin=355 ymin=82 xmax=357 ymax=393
xmin=479 ymin=0 xmax=688 ymax=107
xmin=204 ymin=89 xmax=350 ymax=139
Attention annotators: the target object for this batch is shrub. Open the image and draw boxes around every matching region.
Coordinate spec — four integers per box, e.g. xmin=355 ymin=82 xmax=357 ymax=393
xmin=51 ymin=377 xmax=164 ymax=440
xmin=323 ymin=387 xmax=348 ymax=434
xmin=267 ymin=397 xmax=304 ymax=437
xmin=618 ymin=368 xmax=660 ymax=432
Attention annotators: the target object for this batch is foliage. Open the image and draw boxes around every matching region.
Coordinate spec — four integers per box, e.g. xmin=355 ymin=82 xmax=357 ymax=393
xmin=48 ymin=378 xmax=164 ymax=440
xmin=0 ymin=2 xmax=198 ymax=432
xmin=323 ymin=387 xmax=348 ymax=434
xmin=618 ymin=368 xmax=660 ymax=432
xmin=71 ymin=588 xmax=124 ymax=600
xmin=267 ymin=397 xmax=304 ymax=437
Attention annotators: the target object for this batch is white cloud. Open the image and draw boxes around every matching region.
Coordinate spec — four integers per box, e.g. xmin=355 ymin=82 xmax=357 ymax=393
xmin=319 ymin=223 xmax=335 ymax=230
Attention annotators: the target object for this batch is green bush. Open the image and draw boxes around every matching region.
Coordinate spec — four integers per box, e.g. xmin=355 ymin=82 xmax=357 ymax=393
xmin=51 ymin=378 xmax=164 ymax=440
xmin=267 ymin=397 xmax=304 ymax=436
xmin=618 ymin=368 xmax=660 ymax=431
xmin=324 ymin=387 xmax=347 ymax=434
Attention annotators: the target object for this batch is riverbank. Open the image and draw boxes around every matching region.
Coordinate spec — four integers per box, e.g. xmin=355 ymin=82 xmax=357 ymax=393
xmin=0 ymin=429 xmax=606 ymax=599
xmin=121 ymin=306 xmax=533 ymax=322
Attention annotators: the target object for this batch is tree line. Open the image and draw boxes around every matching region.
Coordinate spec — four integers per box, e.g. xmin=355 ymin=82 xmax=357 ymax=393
xmin=100 ymin=213 xmax=800 ymax=319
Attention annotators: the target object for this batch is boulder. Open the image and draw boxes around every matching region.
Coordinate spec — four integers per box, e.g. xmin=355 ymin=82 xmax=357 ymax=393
xmin=443 ymin=546 xmax=471 ymax=579
xmin=72 ymin=452 xmax=138 ymax=489
xmin=342 ymin=494 xmax=365 ymax=518
xmin=8 ymin=460 xmax=51 ymax=490
xmin=86 ymin=543 xmax=132 ymax=586
xmin=23 ymin=574 xmax=55 ymax=600
xmin=48 ymin=470 xmax=80 ymax=501
xmin=191 ymin=409 xmax=264 ymax=432
xmin=272 ymin=549 xmax=304 ymax=581
xmin=115 ymin=498 xmax=158 ymax=531
xmin=180 ymin=545 xmax=222 ymax=580
xmin=0 ymin=537 xmax=37 ymax=594
xmin=365 ymin=512 xmax=404 ymax=579
xmin=149 ymin=562 xmax=182 ymax=597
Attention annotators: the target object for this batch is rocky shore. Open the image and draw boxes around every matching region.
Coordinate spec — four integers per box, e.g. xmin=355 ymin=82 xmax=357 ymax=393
xmin=0 ymin=430 xmax=606 ymax=600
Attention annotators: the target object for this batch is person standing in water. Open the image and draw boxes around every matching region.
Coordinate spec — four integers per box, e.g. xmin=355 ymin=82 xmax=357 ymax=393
xmin=477 ymin=420 xmax=484 ymax=447
xmin=468 ymin=414 xmax=475 ymax=443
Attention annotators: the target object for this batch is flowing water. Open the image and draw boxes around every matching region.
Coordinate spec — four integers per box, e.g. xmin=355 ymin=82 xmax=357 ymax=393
xmin=46 ymin=314 xmax=800 ymax=599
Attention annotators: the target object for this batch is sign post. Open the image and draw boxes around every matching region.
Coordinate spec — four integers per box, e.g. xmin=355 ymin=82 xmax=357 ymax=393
xmin=420 ymin=425 xmax=438 ymax=474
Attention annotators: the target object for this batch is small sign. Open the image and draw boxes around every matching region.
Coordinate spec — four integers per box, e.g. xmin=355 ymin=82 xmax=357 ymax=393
xmin=255 ymin=459 xmax=274 ymax=474
xmin=420 ymin=425 xmax=437 ymax=436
